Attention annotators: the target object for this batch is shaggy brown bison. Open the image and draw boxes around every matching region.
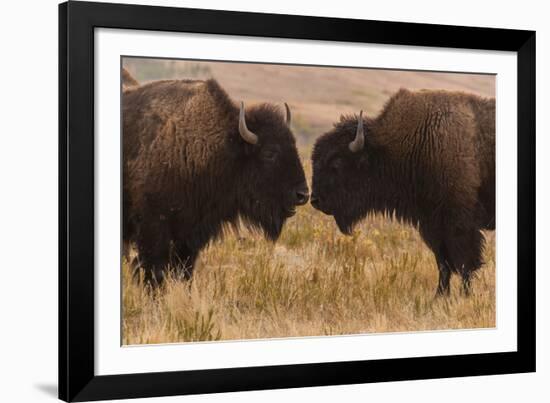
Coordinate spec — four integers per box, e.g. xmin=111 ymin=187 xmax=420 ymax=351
xmin=123 ymin=78 xmax=308 ymax=282
xmin=311 ymin=89 xmax=495 ymax=296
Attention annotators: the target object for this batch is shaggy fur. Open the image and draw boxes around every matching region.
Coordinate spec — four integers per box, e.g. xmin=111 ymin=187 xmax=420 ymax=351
xmin=122 ymin=67 xmax=139 ymax=90
xmin=123 ymin=78 xmax=307 ymax=282
xmin=311 ymin=89 xmax=495 ymax=296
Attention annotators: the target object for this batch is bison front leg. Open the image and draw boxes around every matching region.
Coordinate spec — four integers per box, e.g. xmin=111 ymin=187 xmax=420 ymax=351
xmin=435 ymin=254 xmax=452 ymax=297
xmin=419 ymin=226 xmax=451 ymax=297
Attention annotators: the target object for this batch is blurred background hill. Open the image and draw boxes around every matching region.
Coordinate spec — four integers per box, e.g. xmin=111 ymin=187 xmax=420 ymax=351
xmin=123 ymin=58 xmax=495 ymax=146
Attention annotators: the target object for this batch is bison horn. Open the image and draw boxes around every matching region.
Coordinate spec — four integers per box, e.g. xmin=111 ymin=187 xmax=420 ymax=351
xmin=239 ymin=102 xmax=258 ymax=145
xmin=349 ymin=110 xmax=365 ymax=153
xmin=284 ymin=102 xmax=291 ymax=126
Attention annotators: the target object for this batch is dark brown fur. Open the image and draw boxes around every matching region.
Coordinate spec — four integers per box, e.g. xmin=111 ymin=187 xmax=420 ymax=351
xmin=311 ymin=89 xmax=495 ymax=296
xmin=123 ymin=78 xmax=307 ymax=282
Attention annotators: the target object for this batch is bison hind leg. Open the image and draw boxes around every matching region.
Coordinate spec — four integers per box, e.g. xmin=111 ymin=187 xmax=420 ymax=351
xmin=444 ymin=227 xmax=485 ymax=296
xmin=133 ymin=220 xmax=172 ymax=286
xmin=171 ymin=241 xmax=199 ymax=280
xmin=133 ymin=259 xmax=167 ymax=287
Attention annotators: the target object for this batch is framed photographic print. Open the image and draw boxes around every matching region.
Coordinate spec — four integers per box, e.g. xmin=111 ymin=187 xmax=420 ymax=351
xmin=59 ymin=1 xmax=535 ymax=401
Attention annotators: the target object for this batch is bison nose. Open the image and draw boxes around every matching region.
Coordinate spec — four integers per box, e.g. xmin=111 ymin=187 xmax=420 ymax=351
xmin=310 ymin=193 xmax=320 ymax=209
xmin=295 ymin=186 xmax=309 ymax=206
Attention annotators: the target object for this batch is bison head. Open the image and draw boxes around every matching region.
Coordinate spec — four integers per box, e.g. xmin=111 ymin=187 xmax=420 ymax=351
xmin=234 ymin=102 xmax=308 ymax=240
xmin=311 ymin=111 xmax=375 ymax=235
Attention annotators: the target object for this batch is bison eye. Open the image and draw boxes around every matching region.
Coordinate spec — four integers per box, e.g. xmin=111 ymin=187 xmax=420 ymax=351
xmin=262 ymin=149 xmax=278 ymax=162
xmin=330 ymin=157 xmax=343 ymax=172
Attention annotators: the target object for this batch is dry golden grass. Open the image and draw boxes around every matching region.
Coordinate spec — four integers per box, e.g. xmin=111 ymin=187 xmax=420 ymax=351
xmin=122 ymin=159 xmax=495 ymax=345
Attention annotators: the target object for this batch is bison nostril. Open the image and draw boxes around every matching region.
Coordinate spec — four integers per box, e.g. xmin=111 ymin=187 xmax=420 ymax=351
xmin=296 ymin=190 xmax=309 ymax=205
xmin=310 ymin=194 xmax=319 ymax=207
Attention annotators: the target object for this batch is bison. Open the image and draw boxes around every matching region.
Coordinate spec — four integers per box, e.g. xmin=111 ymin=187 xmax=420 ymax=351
xmin=123 ymin=78 xmax=308 ymax=282
xmin=311 ymin=89 xmax=495 ymax=296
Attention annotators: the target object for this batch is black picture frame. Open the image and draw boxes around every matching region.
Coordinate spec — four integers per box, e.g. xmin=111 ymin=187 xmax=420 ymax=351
xmin=59 ymin=1 xmax=536 ymax=401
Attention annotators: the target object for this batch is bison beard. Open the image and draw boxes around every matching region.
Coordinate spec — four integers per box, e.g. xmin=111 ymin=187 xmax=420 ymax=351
xmin=123 ymin=78 xmax=307 ymax=284
xmin=312 ymin=89 xmax=495 ymax=296
xmin=244 ymin=202 xmax=287 ymax=241
xmin=333 ymin=212 xmax=354 ymax=236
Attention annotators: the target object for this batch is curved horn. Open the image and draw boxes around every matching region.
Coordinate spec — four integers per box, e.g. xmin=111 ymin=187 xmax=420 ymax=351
xmin=239 ymin=102 xmax=258 ymax=145
xmin=284 ymin=102 xmax=291 ymax=126
xmin=349 ymin=110 xmax=365 ymax=153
